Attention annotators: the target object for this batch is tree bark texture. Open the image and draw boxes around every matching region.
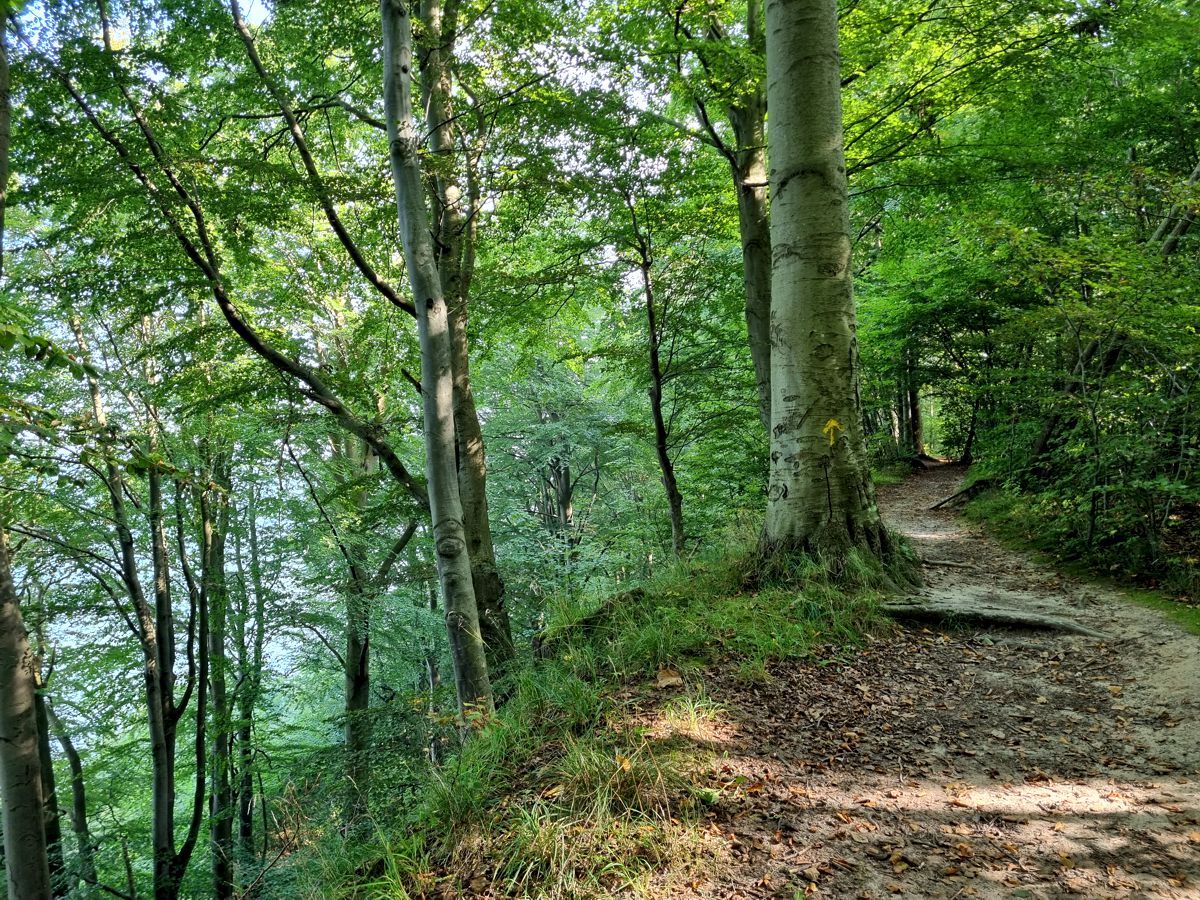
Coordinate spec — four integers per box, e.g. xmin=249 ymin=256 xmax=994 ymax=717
xmin=762 ymin=0 xmax=888 ymax=559
xmin=0 ymin=529 xmax=54 ymax=900
xmin=202 ymin=469 xmax=234 ymax=900
xmin=418 ymin=0 xmax=513 ymax=672
xmin=0 ymin=22 xmax=50 ymax=895
xmin=234 ymin=490 xmax=267 ymax=852
xmin=382 ymin=0 xmax=492 ymax=714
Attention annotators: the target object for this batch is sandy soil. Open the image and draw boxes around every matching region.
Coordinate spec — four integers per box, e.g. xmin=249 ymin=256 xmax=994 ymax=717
xmin=651 ymin=465 xmax=1200 ymax=899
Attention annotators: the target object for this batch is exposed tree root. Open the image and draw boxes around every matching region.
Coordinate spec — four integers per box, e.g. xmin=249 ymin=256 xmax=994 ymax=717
xmin=928 ymin=477 xmax=997 ymax=510
xmin=882 ymin=600 xmax=1110 ymax=638
xmin=921 ymin=558 xmax=975 ymax=569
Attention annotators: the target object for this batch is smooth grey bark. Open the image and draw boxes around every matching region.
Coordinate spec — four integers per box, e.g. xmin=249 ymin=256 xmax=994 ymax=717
xmin=382 ymin=0 xmax=492 ymax=714
xmin=46 ymin=702 xmax=98 ymax=890
xmin=230 ymin=0 xmax=511 ymax=672
xmin=0 ymin=529 xmax=53 ymax=900
xmin=762 ymin=0 xmax=888 ymax=558
xmin=417 ymin=0 xmax=513 ymax=672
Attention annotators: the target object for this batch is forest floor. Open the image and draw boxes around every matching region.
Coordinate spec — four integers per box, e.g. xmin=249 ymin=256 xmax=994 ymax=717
xmin=635 ymin=464 xmax=1200 ymax=899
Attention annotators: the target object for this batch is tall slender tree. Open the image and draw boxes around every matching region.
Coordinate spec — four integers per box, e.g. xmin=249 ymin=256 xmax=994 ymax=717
xmin=381 ymin=0 xmax=492 ymax=714
xmin=0 ymin=10 xmax=54 ymax=891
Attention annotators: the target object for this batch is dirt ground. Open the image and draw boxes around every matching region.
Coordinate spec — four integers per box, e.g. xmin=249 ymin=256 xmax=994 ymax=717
xmin=651 ymin=465 xmax=1200 ymax=899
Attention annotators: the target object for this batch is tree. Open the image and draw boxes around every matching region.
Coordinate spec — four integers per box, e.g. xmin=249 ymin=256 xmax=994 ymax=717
xmin=0 ymin=10 xmax=54 ymax=891
xmin=0 ymin=528 xmax=54 ymax=900
xmin=761 ymin=0 xmax=889 ymax=560
xmin=381 ymin=0 xmax=492 ymax=715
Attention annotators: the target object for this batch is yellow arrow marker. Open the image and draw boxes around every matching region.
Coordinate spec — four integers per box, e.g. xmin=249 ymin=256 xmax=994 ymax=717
xmin=822 ymin=418 xmax=843 ymax=447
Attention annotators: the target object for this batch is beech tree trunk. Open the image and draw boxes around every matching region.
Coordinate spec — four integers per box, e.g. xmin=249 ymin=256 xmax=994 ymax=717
xmin=0 ymin=529 xmax=53 ymax=900
xmin=762 ymin=0 xmax=888 ymax=559
xmin=417 ymin=0 xmax=513 ymax=672
xmin=233 ymin=489 xmax=267 ymax=853
xmin=382 ymin=0 xmax=492 ymax=714
xmin=0 ymin=22 xmax=51 ymax=896
xmin=734 ymin=133 xmax=772 ymax=435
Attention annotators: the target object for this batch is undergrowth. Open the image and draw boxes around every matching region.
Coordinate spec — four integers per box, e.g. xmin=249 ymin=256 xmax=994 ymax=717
xmin=290 ymin=533 xmax=898 ymax=899
xmin=966 ymin=486 xmax=1200 ymax=611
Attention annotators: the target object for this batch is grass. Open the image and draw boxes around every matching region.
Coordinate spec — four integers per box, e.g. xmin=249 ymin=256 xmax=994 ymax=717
xmin=872 ymin=463 xmax=912 ymax=486
xmin=1123 ymin=588 xmax=1200 ymax=636
xmin=295 ymin=534 xmax=896 ymax=899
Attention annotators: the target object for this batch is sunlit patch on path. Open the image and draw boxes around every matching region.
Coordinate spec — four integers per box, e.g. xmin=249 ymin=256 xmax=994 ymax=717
xmin=643 ymin=466 xmax=1200 ymax=898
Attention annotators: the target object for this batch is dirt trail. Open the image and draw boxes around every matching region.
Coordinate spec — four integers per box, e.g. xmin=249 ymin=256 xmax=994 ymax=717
xmin=655 ymin=466 xmax=1200 ymax=899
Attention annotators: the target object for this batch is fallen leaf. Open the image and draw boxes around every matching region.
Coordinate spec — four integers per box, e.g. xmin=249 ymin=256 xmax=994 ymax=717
xmin=655 ymin=668 xmax=684 ymax=689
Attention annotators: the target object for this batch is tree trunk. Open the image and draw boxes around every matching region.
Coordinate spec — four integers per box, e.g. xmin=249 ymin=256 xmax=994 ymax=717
xmin=46 ymin=702 xmax=97 ymax=891
xmin=0 ymin=23 xmax=53 ymax=897
xmin=735 ymin=146 xmax=773 ymax=436
xmin=231 ymin=488 xmax=266 ymax=854
xmin=447 ymin=307 xmax=512 ymax=671
xmin=71 ymin=318 xmax=194 ymax=900
xmin=202 ymin=470 xmax=234 ymax=900
xmin=638 ymin=255 xmax=686 ymax=556
xmin=906 ymin=367 xmax=924 ymax=457
xmin=762 ymin=0 xmax=888 ymax=560
xmin=381 ymin=0 xmax=492 ymax=715
xmin=34 ymin=685 xmax=66 ymax=893
xmin=725 ymin=0 xmax=771 ymax=432
xmin=417 ymin=0 xmax=513 ymax=673
xmin=0 ymin=528 xmax=53 ymax=900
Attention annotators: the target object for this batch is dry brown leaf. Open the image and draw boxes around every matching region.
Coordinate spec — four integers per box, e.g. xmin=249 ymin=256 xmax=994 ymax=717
xmin=655 ymin=668 xmax=684 ymax=689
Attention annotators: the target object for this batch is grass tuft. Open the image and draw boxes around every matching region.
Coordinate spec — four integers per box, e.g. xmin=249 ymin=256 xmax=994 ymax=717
xmin=302 ymin=531 xmax=891 ymax=898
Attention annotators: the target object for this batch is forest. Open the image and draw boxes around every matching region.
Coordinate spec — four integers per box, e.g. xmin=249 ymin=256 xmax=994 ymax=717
xmin=0 ymin=0 xmax=1197 ymax=897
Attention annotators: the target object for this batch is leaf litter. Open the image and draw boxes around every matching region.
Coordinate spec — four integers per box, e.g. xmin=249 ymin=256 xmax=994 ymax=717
xmin=636 ymin=465 xmax=1200 ymax=899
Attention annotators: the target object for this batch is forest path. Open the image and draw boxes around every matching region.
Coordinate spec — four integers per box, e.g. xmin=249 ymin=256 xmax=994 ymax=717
xmin=649 ymin=465 xmax=1200 ymax=899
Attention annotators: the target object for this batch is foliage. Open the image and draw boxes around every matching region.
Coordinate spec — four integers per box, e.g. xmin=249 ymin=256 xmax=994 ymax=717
xmin=294 ymin=537 xmax=886 ymax=898
xmin=0 ymin=0 xmax=1194 ymax=894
